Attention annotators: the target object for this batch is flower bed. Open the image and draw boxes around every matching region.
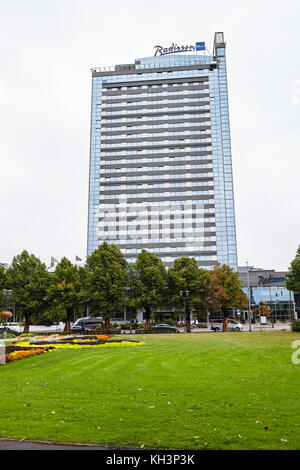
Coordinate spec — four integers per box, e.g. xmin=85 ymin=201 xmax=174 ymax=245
xmin=2 ymin=334 xmax=144 ymax=364
xmin=0 ymin=345 xmax=55 ymax=364
xmin=18 ymin=335 xmax=144 ymax=350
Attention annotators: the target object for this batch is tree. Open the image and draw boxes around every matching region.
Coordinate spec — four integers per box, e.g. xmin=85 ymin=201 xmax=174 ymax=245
xmin=85 ymin=243 xmax=127 ymax=332
xmin=286 ymin=245 xmax=300 ymax=293
xmin=124 ymin=263 xmax=139 ymax=323
xmin=207 ymin=263 xmax=248 ymax=332
xmin=206 ymin=267 xmax=228 ymax=316
xmin=0 ymin=265 xmax=6 ymax=310
xmin=133 ymin=250 xmax=167 ymax=331
xmin=47 ymin=257 xmax=82 ymax=333
xmin=167 ymin=257 xmax=210 ymax=333
xmin=253 ymin=301 xmax=272 ymax=318
xmin=6 ymin=251 xmax=50 ymax=333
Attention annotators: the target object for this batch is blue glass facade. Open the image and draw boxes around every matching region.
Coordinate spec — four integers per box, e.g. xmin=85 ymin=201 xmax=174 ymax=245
xmin=238 ymin=267 xmax=297 ymax=321
xmin=87 ymin=33 xmax=238 ymax=270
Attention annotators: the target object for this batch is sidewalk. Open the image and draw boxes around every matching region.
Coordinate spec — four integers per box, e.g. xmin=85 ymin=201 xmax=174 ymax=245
xmin=0 ymin=438 xmax=133 ymax=450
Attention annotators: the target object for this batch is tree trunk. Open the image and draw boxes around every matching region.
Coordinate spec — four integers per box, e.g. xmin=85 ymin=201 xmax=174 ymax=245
xmin=23 ymin=317 xmax=30 ymax=334
xmin=104 ymin=318 xmax=110 ymax=333
xmin=186 ymin=314 xmax=191 ymax=333
xmin=222 ymin=307 xmax=229 ymax=332
xmin=185 ymin=316 xmax=191 ymax=333
xmin=145 ymin=307 xmax=151 ymax=331
xmin=64 ymin=308 xmax=73 ymax=333
xmin=64 ymin=319 xmax=71 ymax=333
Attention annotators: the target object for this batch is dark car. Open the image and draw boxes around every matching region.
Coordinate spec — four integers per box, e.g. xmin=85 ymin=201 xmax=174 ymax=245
xmin=70 ymin=317 xmax=103 ymax=333
xmin=151 ymin=323 xmax=179 ymax=333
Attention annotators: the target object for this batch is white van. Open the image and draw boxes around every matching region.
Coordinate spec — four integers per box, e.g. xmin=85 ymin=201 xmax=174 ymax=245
xmin=211 ymin=319 xmax=243 ymax=332
xmin=71 ymin=317 xmax=103 ymax=333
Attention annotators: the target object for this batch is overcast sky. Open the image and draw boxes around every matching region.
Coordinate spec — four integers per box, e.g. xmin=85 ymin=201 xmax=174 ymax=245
xmin=0 ymin=0 xmax=299 ymax=271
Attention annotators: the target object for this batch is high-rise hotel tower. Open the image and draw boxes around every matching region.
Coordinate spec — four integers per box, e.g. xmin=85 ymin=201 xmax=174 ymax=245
xmin=87 ymin=32 xmax=238 ymax=270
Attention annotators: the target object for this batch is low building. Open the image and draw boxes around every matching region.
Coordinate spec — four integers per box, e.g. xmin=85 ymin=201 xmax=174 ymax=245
xmin=238 ymin=266 xmax=297 ymax=322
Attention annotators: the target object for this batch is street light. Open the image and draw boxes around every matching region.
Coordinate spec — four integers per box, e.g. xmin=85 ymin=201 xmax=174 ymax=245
xmin=125 ymin=286 xmax=132 ymax=334
xmin=180 ymin=290 xmax=189 ymax=333
xmin=246 ymin=262 xmax=252 ymax=332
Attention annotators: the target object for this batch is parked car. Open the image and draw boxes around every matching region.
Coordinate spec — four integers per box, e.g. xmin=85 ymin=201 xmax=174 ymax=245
xmin=151 ymin=323 xmax=179 ymax=333
xmin=210 ymin=319 xmax=243 ymax=332
xmin=70 ymin=317 xmax=103 ymax=333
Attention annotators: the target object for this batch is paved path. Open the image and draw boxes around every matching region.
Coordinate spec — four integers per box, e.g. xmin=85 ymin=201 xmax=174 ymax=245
xmin=0 ymin=439 xmax=134 ymax=450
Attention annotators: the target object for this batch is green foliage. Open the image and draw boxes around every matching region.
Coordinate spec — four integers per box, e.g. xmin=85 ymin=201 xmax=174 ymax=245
xmin=3 ymin=246 xmax=253 ymax=335
xmin=121 ymin=323 xmax=138 ymax=330
xmin=208 ymin=263 xmax=248 ymax=317
xmin=161 ymin=318 xmax=174 ymax=326
xmin=0 ymin=265 xmax=7 ymax=310
xmin=286 ymin=245 xmax=300 ymax=293
xmin=167 ymin=257 xmax=210 ymax=319
xmin=85 ymin=243 xmax=127 ymax=323
xmin=19 ymin=333 xmax=38 ymax=337
xmin=132 ymin=250 xmax=167 ymax=328
xmin=6 ymin=251 xmax=50 ymax=330
xmin=47 ymin=257 xmax=82 ymax=328
xmin=292 ymin=320 xmax=300 ymax=332
xmin=30 ymin=307 xmax=59 ymax=326
xmin=0 ymin=265 xmax=6 ymax=288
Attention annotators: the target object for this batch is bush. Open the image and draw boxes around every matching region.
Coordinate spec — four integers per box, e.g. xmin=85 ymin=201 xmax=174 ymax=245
xmin=121 ymin=323 xmax=138 ymax=330
xmin=198 ymin=323 xmax=208 ymax=328
xmin=161 ymin=318 xmax=174 ymax=326
xmin=19 ymin=333 xmax=38 ymax=337
xmin=292 ymin=320 xmax=300 ymax=332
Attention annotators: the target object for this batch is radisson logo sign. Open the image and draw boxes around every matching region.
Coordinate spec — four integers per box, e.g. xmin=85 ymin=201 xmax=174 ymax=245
xmin=258 ymin=275 xmax=286 ymax=285
xmin=154 ymin=42 xmax=205 ymax=57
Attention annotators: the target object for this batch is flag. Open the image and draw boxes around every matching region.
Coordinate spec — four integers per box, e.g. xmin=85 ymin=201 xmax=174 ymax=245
xmin=75 ymin=255 xmax=82 ymax=262
xmin=50 ymin=256 xmax=59 ymax=267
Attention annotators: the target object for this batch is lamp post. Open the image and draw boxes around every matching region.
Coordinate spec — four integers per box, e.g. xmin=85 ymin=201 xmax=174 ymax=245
xmin=125 ymin=286 xmax=132 ymax=334
xmin=246 ymin=262 xmax=252 ymax=332
xmin=180 ymin=290 xmax=189 ymax=333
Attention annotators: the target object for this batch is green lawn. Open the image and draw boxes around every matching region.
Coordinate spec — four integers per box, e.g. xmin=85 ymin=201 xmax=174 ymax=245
xmin=0 ymin=332 xmax=299 ymax=450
